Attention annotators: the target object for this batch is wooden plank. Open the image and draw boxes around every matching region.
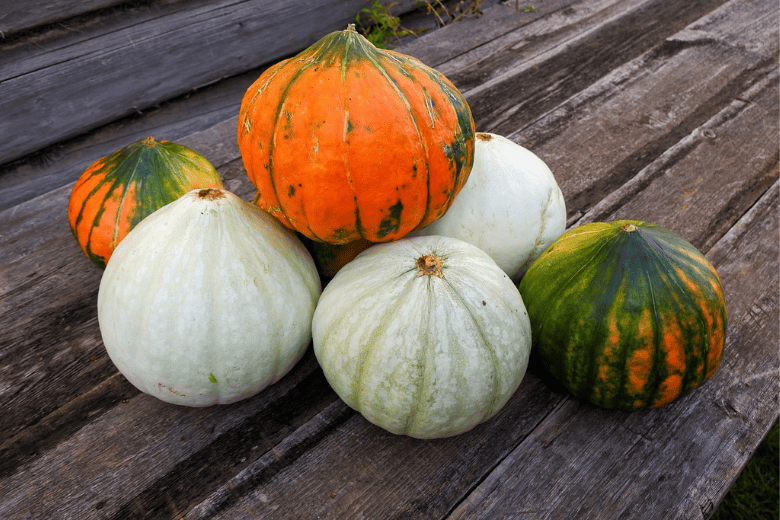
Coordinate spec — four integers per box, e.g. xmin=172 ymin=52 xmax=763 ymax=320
xmin=579 ymin=69 xmax=779 ymax=250
xmin=0 ymin=68 xmax=259 ymax=213
xmin=0 ymin=0 xmax=419 ymax=168
xmin=669 ymin=0 xmax=779 ymax=59
xmin=507 ymin=4 xmax=777 ymax=222
xmin=459 ymin=0 xmax=732 ymax=134
xmin=187 ymin=375 xmax=562 ymax=520
xmin=0 ymin=353 xmax=342 ymax=519
xmin=0 ymin=0 xmax=126 ymax=38
xmin=396 ymin=0 xmax=585 ymax=68
xmin=425 ymin=0 xmax=651 ymax=86
xmin=447 ymin=180 xmax=779 ymax=519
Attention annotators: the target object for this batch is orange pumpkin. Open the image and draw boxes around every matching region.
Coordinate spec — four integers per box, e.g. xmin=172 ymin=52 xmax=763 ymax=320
xmin=238 ymin=25 xmax=475 ymax=244
xmin=68 ymin=137 xmax=223 ymax=267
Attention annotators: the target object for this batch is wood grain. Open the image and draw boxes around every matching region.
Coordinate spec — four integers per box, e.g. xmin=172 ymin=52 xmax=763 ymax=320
xmin=0 ymin=0 xmax=419 ymax=167
xmin=0 ymin=68 xmax=259 ymax=213
xmin=0 ymin=0 xmax=127 ymax=37
xmin=510 ymin=38 xmax=776 ymax=222
xmin=461 ymin=0 xmax=732 ymax=134
xmin=0 ymin=352 xmax=338 ymax=519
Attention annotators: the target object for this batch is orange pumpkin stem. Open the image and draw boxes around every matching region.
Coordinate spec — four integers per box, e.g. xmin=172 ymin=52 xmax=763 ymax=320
xmin=416 ymin=254 xmax=444 ymax=278
xmin=142 ymin=136 xmax=157 ymax=147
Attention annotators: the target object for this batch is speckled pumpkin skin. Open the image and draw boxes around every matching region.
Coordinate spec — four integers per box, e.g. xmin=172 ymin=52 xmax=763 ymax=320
xmin=68 ymin=137 xmax=223 ymax=267
xmin=519 ymin=220 xmax=727 ymax=409
xmin=238 ymin=25 xmax=475 ymax=245
xmin=312 ymin=235 xmax=532 ymax=438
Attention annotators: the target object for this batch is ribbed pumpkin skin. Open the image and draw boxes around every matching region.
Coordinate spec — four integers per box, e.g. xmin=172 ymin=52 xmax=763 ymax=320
xmin=68 ymin=137 xmax=223 ymax=267
xmin=412 ymin=132 xmax=567 ymax=282
xmin=97 ymin=189 xmax=321 ymax=407
xmin=312 ymin=236 xmax=531 ymax=438
xmin=519 ymin=220 xmax=727 ymax=409
xmin=238 ymin=25 xmax=475 ymax=244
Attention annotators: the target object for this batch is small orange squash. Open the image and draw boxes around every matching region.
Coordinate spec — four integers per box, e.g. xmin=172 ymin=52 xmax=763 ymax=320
xmin=238 ymin=25 xmax=475 ymax=244
xmin=68 ymin=137 xmax=223 ymax=267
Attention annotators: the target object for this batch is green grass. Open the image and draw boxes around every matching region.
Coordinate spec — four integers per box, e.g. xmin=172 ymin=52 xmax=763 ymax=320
xmin=713 ymin=420 xmax=779 ymax=520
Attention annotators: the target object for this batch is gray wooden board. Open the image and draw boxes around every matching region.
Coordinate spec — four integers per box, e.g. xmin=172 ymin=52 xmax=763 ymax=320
xmin=460 ymin=0 xmax=734 ymax=134
xmin=396 ymin=0 xmax=586 ymax=68
xmin=0 ymin=67 xmax=260 ymax=213
xmin=0 ymin=353 xmax=341 ymax=519
xmin=0 ymin=0 xmax=128 ymax=37
xmin=0 ymin=0 xmax=420 ymax=167
xmin=196 ymin=376 xmax=563 ymax=520
xmin=0 ymin=0 xmax=777 ymax=517
xmin=508 ymin=8 xmax=778 ymax=222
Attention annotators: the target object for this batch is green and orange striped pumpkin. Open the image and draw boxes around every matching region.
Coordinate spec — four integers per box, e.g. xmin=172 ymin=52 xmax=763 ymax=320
xmin=518 ymin=220 xmax=727 ymax=409
xmin=68 ymin=136 xmax=223 ymax=267
xmin=237 ymin=24 xmax=475 ymax=245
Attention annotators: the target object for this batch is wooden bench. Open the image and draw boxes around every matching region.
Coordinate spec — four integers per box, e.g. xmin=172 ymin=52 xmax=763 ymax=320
xmin=1 ymin=0 xmax=777 ymax=517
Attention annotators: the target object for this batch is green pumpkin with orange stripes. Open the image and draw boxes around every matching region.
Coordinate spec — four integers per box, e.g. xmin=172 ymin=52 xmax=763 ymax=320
xmin=519 ymin=220 xmax=727 ymax=409
xmin=68 ymin=136 xmax=223 ymax=268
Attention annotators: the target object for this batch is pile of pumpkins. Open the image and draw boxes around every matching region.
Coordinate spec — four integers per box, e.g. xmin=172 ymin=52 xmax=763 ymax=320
xmin=68 ymin=25 xmax=727 ymax=439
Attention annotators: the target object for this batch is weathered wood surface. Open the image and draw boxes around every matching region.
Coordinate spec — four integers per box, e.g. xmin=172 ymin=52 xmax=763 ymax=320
xmin=0 ymin=0 xmax=777 ymax=518
xmin=0 ymin=0 xmax=127 ymax=38
xmin=0 ymin=0 xmax=419 ymax=169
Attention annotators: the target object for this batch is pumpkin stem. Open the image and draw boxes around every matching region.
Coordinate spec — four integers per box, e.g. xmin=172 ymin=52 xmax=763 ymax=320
xmin=416 ymin=253 xmax=444 ymax=278
xmin=477 ymin=133 xmax=493 ymax=141
xmin=346 ymin=23 xmax=357 ymax=33
xmin=198 ymin=188 xmax=224 ymax=200
xmin=142 ymin=136 xmax=157 ymax=147
xmin=621 ymin=223 xmax=637 ymax=232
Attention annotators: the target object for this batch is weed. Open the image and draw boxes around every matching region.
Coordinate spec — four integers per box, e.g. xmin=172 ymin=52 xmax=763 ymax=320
xmin=354 ymin=0 xmax=487 ymax=49
xmin=417 ymin=0 xmax=485 ymax=27
xmin=355 ymin=1 xmax=416 ymax=49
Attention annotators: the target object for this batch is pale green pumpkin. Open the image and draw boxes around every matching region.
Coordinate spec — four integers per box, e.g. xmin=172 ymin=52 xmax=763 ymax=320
xmin=97 ymin=188 xmax=321 ymax=406
xmin=312 ymin=235 xmax=532 ymax=438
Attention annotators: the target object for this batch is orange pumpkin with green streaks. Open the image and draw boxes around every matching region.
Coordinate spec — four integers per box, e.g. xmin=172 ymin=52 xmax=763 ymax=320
xmin=518 ymin=220 xmax=727 ymax=409
xmin=68 ymin=136 xmax=223 ymax=268
xmin=237 ymin=24 xmax=475 ymax=244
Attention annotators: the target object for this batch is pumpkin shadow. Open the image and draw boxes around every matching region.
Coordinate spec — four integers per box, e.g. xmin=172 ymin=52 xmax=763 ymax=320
xmin=525 ymin=348 xmax=570 ymax=397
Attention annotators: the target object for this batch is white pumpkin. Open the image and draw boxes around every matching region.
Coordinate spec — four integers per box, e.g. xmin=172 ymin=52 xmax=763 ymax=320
xmin=97 ymin=188 xmax=321 ymax=406
xmin=413 ymin=132 xmax=566 ymax=282
xmin=312 ymin=235 xmax=531 ymax=439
